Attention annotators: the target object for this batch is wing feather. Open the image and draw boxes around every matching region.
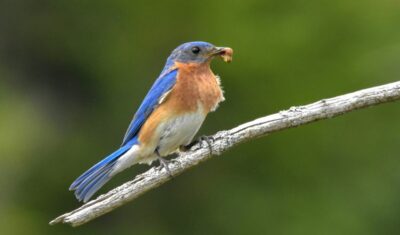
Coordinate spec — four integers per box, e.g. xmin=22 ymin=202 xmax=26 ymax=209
xmin=121 ymin=69 xmax=178 ymax=146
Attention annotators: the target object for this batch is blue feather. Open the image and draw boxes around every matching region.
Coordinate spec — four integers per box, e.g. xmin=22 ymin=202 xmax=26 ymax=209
xmin=70 ymin=137 xmax=138 ymax=202
xmin=121 ymin=69 xmax=178 ymax=146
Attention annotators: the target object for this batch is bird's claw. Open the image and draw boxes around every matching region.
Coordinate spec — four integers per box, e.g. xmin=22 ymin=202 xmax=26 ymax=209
xmin=155 ymin=151 xmax=174 ymax=178
xmin=180 ymin=135 xmax=214 ymax=154
xmin=199 ymin=135 xmax=214 ymax=155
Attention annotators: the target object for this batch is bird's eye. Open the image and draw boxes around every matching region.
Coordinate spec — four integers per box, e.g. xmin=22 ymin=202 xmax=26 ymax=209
xmin=191 ymin=46 xmax=201 ymax=54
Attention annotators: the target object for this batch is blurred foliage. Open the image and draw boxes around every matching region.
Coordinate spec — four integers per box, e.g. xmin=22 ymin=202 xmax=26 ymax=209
xmin=1 ymin=0 xmax=400 ymax=234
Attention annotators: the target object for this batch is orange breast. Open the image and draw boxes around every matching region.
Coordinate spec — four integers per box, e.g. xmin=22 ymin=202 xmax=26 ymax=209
xmin=170 ymin=62 xmax=224 ymax=113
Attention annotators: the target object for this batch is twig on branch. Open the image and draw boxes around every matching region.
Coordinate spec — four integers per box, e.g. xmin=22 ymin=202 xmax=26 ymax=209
xmin=50 ymin=81 xmax=400 ymax=227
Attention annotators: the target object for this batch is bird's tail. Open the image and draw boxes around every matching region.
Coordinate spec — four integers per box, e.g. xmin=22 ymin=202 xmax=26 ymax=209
xmin=69 ymin=137 xmax=138 ymax=202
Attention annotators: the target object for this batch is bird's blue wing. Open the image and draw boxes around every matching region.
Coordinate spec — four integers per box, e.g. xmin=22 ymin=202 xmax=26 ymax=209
xmin=121 ymin=69 xmax=178 ymax=146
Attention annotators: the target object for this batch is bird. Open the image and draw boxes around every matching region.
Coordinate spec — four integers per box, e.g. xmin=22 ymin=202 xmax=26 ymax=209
xmin=69 ymin=41 xmax=233 ymax=202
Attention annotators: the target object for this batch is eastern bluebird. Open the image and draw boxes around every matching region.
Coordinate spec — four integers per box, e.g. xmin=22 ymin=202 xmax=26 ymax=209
xmin=69 ymin=41 xmax=233 ymax=202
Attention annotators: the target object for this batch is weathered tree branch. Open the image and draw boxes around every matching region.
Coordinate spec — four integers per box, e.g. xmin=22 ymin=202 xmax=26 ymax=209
xmin=50 ymin=81 xmax=400 ymax=227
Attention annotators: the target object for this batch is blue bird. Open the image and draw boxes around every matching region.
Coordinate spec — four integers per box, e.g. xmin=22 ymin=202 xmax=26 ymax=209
xmin=69 ymin=41 xmax=233 ymax=202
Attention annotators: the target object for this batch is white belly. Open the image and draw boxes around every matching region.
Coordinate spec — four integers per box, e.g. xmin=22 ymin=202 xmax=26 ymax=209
xmin=112 ymin=108 xmax=206 ymax=172
xmin=112 ymin=103 xmax=208 ymax=171
xmin=156 ymin=105 xmax=206 ymax=156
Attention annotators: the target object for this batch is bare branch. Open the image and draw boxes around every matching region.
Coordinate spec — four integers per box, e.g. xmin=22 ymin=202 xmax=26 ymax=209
xmin=50 ymin=81 xmax=400 ymax=227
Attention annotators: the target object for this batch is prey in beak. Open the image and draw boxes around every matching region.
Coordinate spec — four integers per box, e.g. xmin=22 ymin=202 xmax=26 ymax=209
xmin=212 ymin=47 xmax=233 ymax=63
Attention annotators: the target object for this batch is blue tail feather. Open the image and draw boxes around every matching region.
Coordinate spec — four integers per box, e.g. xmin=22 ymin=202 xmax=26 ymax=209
xmin=70 ymin=137 xmax=138 ymax=202
xmin=74 ymin=163 xmax=112 ymax=197
xmin=77 ymin=162 xmax=116 ymax=202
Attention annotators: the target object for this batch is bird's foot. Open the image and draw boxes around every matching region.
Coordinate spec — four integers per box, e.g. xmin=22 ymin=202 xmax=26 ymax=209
xmin=200 ymin=135 xmax=214 ymax=155
xmin=156 ymin=155 xmax=173 ymax=178
xmin=180 ymin=135 xmax=214 ymax=154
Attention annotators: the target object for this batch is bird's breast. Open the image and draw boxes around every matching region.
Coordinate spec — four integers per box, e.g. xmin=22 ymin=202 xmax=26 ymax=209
xmin=170 ymin=62 xmax=225 ymax=114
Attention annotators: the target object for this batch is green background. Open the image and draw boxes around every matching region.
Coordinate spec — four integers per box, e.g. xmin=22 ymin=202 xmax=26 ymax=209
xmin=1 ymin=0 xmax=400 ymax=234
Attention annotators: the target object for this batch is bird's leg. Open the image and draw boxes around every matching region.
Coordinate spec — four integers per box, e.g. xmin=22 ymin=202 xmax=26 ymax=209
xmin=155 ymin=149 xmax=173 ymax=178
xmin=180 ymin=135 xmax=214 ymax=155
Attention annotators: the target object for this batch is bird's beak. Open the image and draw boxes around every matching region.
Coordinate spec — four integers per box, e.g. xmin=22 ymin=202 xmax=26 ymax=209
xmin=211 ymin=47 xmax=233 ymax=63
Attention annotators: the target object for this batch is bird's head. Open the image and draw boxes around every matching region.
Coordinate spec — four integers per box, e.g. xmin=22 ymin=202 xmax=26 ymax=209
xmin=166 ymin=41 xmax=233 ymax=67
